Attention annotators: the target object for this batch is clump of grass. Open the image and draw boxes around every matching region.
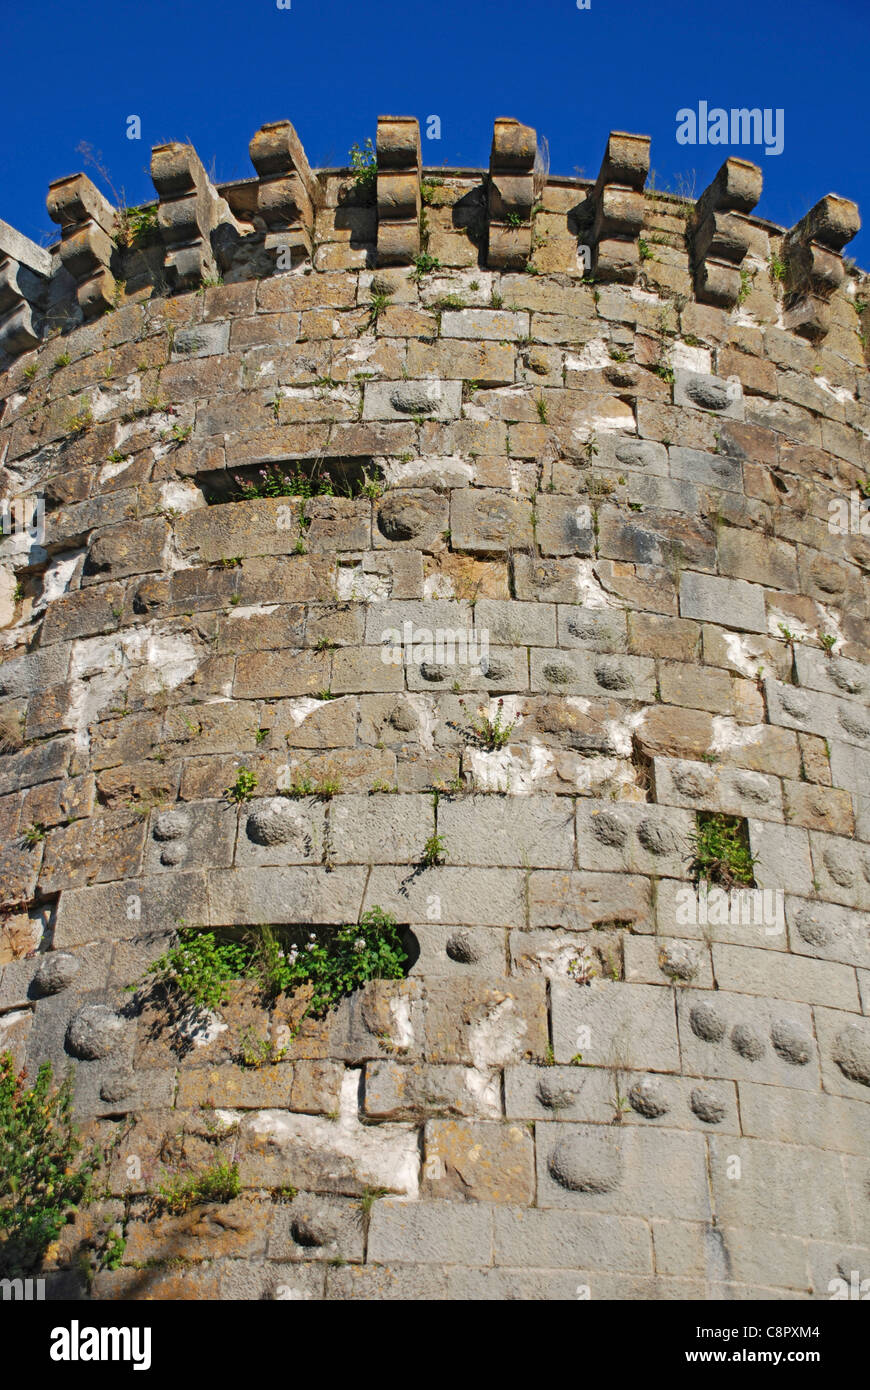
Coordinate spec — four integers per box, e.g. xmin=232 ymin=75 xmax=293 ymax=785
xmin=279 ymin=775 xmax=341 ymax=800
xmin=689 ymin=813 xmax=756 ymax=888
xmin=410 ymin=252 xmax=441 ymax=282
xmin=156 ymin=1158 xmax=241 ymax=1216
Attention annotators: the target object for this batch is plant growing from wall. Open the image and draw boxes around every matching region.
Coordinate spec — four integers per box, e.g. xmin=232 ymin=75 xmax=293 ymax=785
xmin=224 ymin=768 xmax=258 ymax=803
xmin=232 ymin=464 xmax=334 ymax=500
xmin=0 ymin=1055 xmax=102 ymax=1275
xmin=349 ymin=139 xmax=377 ymax=191
xmin=689 ymin=813 xmax=756 ymax=888
xmin=458 ymin=697 xmax=516 ymax=750
xmin=155 ymin=1158 xmax=241 ymax=1216
xmin=138 ymin=909 xmax=406 ymax=1021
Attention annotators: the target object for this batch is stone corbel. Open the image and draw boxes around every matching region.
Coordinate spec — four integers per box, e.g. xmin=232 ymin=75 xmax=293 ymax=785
xmin=487 ymin=118 xmax=536 ymax=270
xmin=692 ymin=158 xmax=762 ymax=308
xmin=150 ymin=143 xmax=237 ymax=290
xmin=376 ymin=116 xmax=421 ymax=267
xmin=249 ymin=120 xmax=319 ymax=268
xmin=46 ymin=174 xmax=116 ymax=319
xmin=0 ymin=218 xmax=52 ymax=358
xmin=590 ymin=132 xmax=650 ymax=283
xmin=783 ymin=194 xmax=861 ymax=341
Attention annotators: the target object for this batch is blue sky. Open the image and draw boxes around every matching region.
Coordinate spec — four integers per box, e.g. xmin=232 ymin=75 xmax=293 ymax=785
xmin=3 ymin=0 xmax=868 ymax=262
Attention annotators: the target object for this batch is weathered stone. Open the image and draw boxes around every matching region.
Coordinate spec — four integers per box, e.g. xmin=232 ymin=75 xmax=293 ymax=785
xmin=65 ymin=1004 xmax=125 ymax=1060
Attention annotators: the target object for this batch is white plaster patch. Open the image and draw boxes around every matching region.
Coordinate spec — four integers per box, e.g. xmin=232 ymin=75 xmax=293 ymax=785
xmin=466 ymin=737 xmax=551 ymax=796
xmin=178 ymin=1007 xmax=228 ymax=1046
xmin=605 ymin=708 xmax=646 ymax=758
xmin=388 ymin=994 xmax=414 ymax=1050
xmin=406 ymin=694 xmax=436 ymax=751
xmin=225 ymin=603 xmax=279 ymax=621
xmin=32 ymin=549 xmax=85 ymax=615
xmin=99 ymin=456 xmax=134 ymax=484
xmin=336 ymin=564 xmax=390 ymax=601
xmin=721 ymin=631 xmax=767 ymax=678
xmin=767 ymin=605 xmax=815 ymax=644
xmin=67 ymin=625 xmax=205 ymax=751
xmin=283 ymin=698 xmax=325 ymax=727
xmin=469 ymin=996 xmax=529 ymax=1070
xmin=710 ymin=717 xmax=763 ymax=754
xmin=159 ymin=480 xmax=205 ymax=514
xmin=382 ymin=456 xmax=473 ymax=489
xmin=672 ymin=341 xmax=712 ymax=374
xmin=0 ymin=1010 xmax=31 ymax=1045
xmin=423 ymin=573 xmax=455 ymax=599
xmin=564 ymin=337 xmax=611 ymax=372
xmin=463 ymin=1068 xmax=502 ymax=1118
xmin=573 ymin=559 xmax=620 ymax=608
xmin=242 ymin=1073 xmax=419 ymax=1196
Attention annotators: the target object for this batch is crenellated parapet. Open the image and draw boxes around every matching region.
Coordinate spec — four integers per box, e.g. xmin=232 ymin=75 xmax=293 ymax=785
xmin=691 ymin=157 xmax=762 ymax=308
xmin=486 ymin=117 xmax=537 ymax=269
xmin=46 ymin=173 xmax=117 ymax=319
xmin=0 ymin=115 xmax=864 ymax=364
xmin=0 ymin=219 xmax=52 ymax=358
xmin=376 ymin=116 xmax=422 ymax=266
xmin=782 ymin=193 xmax=861 ymax=341
xmin=589 ymin=131 xmax=649 ymax=283
xmin=150 ymin=142 xmax=238 ymax=291
xmin=249 ymin=120 xmax=319 ymax=268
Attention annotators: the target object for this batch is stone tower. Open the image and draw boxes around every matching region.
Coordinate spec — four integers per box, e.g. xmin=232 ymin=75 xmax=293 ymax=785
xmin=0 ymin=115 xmax=868 ymax=1299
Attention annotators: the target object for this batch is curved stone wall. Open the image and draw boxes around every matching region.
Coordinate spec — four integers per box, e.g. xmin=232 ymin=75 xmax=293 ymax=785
xmin=1 ymin=116 xmax=869 ymax=1301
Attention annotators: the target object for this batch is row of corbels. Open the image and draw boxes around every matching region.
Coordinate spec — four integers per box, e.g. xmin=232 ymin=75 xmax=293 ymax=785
xmin=0 ymin=116 xmax=862 ymax=363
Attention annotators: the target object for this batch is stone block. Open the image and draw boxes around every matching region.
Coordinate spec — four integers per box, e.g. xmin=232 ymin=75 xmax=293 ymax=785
xmin=421 ymin=977 xmax=549 ymax=1065
xmin=438 ymin=794 xmax=574 ymax=868
xmin=449 ymin=491 xmax=534 ymax=552
xmin=422 ymin=1119 xmax=535 ymax=1203
xmin=679 ymin=572 xmax=767 ymax=632
xmin=551 ymin=979 xmax=680 ymax=1070
xmin=652 ymin=755 xmax=783 ymax=822
xmin=367 ymin=1198 xmax=493 ymax=1264
xmin=712 ymin=942 xmax=859 ymax=1011
xmin=363 ymin=1060 xmax=501 ymax=1120
xmin=492 ymin=1206 xmax=652 ymax=1273
xmin=234 ymin=795 xmax=327 ymax=866
xmin=535 ymin=1122 xmax=710 ymax=1220
xmin=528 ymin=871 xmax=653 ymax=932
xmin=530 ymin=648 xmax=657 ymax=701
xmin=708 ymin=1135 xmax=853 ymax=1244
xmin=676 ymin=988 xmax=820 ymax=1090
xmin=363 ymin=866 xmax=525 ymax=927
xmin=576 ymin=801 xmax=694 ymax=878
xmin=673 ymin=369 xmax=743 ymax=418
xmin=362 ymin=379 xmax=462 ymax=422
xmin=738 ymin=1080 xmax=870 ymax=1156
xmin=328 ymin=793 xmax=432 ymax=864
